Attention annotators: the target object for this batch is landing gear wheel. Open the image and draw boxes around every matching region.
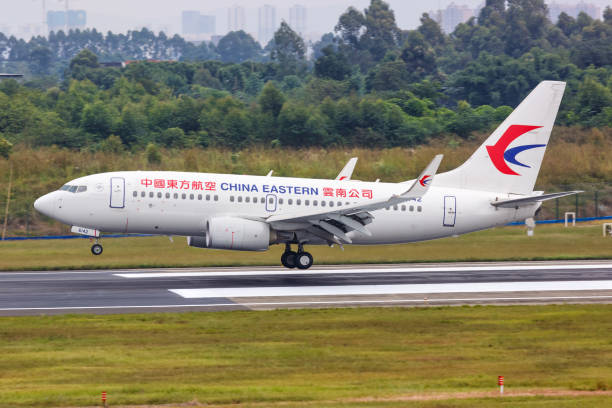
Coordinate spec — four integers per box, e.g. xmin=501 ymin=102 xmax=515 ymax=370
xmin=91 ymin=243 xmax=103 ymax=256
xmin=281 ymin=251 xmax=297 ymax=268
xmin=295 ymin=251 xmax=313 ymax=270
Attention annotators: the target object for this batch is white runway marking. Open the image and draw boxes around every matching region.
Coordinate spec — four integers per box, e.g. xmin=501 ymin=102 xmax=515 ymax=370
xmin=1 ymin=295 xmax=611 ymax=312
xmin=169 ymin=280 xmax=612 ymax=299
xmin=115 ymin=263 xmax=612 ymax=279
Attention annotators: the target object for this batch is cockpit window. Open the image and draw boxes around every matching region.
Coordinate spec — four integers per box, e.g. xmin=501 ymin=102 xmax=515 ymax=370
xmin=60 ymin=185 xmax=88 ymax=193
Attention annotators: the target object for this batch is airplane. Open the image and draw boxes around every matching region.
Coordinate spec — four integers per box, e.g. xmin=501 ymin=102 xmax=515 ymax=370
xmin=34 ymin=81 xmax=581 ymax=269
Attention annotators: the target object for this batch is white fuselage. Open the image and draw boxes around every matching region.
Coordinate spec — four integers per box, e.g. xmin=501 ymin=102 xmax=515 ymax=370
xmin=35 ymin=171 xmax=536 ymax=246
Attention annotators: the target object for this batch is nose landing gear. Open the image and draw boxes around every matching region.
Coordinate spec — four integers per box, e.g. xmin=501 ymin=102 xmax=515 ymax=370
xmin=91 ymin=238 xmax=103 ymax=255
xmin=281 ymin=243 xmax=313 ymax=269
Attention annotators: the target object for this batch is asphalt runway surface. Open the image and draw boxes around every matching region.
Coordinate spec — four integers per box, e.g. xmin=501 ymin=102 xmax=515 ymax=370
xmin=1 ymin=260 xmax=612 ymax=315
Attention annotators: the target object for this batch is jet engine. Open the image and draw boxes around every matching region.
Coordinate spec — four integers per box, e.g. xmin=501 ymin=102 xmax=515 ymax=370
xmin=200 ymin=216 xmax=270 ymax=251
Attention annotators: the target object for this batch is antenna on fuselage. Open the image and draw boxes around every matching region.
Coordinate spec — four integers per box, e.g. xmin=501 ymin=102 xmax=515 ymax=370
xmin=266 ymin=170 xmax=273 ymax=177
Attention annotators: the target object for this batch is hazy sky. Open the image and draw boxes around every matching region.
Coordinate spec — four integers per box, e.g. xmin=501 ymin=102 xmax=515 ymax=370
xmin=1 ymin=0 xmax=611 ymax=40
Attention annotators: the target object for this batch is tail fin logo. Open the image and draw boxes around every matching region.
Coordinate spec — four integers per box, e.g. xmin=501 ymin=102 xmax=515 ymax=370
xmin=486 ymin=125 xmax=544 ymax=175
xmin=419 ymin=175 xmax=431 ymax=186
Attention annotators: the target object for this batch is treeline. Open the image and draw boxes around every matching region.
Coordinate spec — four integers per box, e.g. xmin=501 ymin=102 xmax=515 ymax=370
xmin=1 ymin=0 xmax=612 ymax=150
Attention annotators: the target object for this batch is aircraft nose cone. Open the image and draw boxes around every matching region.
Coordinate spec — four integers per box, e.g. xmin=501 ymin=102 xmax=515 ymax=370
xmin=34 ymin=193 xmax=55 ymax=218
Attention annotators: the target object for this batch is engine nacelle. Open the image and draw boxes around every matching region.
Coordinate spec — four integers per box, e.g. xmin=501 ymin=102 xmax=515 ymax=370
xmin=205 ymin=216 xmax=270 ymax=251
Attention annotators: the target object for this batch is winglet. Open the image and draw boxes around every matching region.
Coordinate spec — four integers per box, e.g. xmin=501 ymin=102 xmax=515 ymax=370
xmin=336 ymin=157 xmax=358 ymax=181
xmin=401 ymin=154 xmax=443 ymax=198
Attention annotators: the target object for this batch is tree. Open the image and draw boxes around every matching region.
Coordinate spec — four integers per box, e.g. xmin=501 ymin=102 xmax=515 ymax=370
xmin=334 ymin=7 xmax=366 ymax=49
xmin=314 ymin=46 xmax=351 ymax=80
xmin=0 ymin=136 xmax=12 ymax=159
xmin=29 ymin=46 xmax=54 ymax=76
xmin=401 ymin=31 xmax=436 ymax=80
xmin=271 ymin=22 xmax=306 ymax=65
xmin=360 ymin=0 xmax=401 ymax=62
xmin=417 ymin=13 xmax=445 ymax=47
xmin=259 ymin=82 xmax=285 ymax=118
xmin=216 ymin=31 xmax=262 ymax=63
xmin=81 ymin=101 xmax=116 ymax=139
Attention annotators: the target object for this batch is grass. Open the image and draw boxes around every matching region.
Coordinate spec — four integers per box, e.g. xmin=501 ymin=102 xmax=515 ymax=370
xmin=0 ymin=223 xmax=611 ymax=271
xmin=0 ymin=305 xmax=610 ymax=407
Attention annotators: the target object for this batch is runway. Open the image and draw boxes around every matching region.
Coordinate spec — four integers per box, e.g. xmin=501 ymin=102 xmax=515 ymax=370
xmin=1 ymin=260 xmax=612 ymax=315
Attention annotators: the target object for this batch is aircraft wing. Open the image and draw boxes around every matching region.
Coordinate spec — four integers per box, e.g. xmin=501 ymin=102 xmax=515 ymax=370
xmin=266 ymin=155 xmax=443 ymax=244
xmin=335 ymin=157 xmax=358 ymax=181
xmin=491 ymin=191 xmax=582 ymax=208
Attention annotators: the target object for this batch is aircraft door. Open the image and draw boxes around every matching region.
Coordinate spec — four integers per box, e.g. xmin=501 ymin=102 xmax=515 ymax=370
xmin=265 ymin=194 xmax=277 ymax=212
xmin=110 ymin=177 xmax=125 ymax=208
xmin=443 ymin=195 xmax=456 ymax=227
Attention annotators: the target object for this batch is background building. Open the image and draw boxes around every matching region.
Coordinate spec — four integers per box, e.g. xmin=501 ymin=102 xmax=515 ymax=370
xmin=431 ymin=2 xmax=474 ymax=34
xmin=258 ymin=4 xmax=276 ymax=46
xmin=548 ymin=1 xmax=601 ymax=21
xmin=228 ymin=5 xmax=246 ymax=32
xmin=289 ymin=5 xmax=307 ymax=36
xmin=181 ymin=10 xmax=215 ymax=41
xmin=46 ymin=10 xmax=87 ymax=32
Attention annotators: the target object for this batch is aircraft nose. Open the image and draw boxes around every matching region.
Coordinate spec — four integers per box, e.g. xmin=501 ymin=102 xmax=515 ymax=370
xmin=34 ymin=193 xmax=55 ymax=218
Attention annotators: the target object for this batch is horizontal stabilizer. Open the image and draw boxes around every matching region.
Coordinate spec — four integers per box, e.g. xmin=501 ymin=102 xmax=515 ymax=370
xmin=491 ymin=191 xmax=582 ymax=208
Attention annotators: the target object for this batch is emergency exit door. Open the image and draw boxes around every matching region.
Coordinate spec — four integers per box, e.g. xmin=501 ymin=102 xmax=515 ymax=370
xmin=443 ymin=195 xmax=456 ymax=227
xmin=110 ymin=177 xmax=125 ymax=208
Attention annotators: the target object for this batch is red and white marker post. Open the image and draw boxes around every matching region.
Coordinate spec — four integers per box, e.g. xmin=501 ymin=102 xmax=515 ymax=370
xmin=101 ymin=391 xmax=108 ymax=407
xmin=498 ymin=375 xmax=504 ymax=395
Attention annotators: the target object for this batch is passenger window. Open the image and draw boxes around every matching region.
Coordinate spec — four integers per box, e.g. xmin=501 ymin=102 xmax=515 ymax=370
xmin=189 ymin=194 xmax=194 ymax=200
xmin=230 ymin=196 xmax=235 ymax=202
xmin=166 ymin=192 xmax=170 ymax=199
xmin=313 ymin=200 xmax=318 ymax=206
xmin=174 ymin=193 xmax=178 ymax=199
xmin=288 ymin=199 xmax=293 ymax=205
xmin=198 ymin=194 xmax=202 ymax=200
xmin=133 ymin=191 xmax=137 ymax=197
xmin=401 ymin=205 xmax=406 ymax=211
xmin=297 ymin=199 xmax=301 ymax=205
xmin=321 ymin=201 xmax=326 ymax=207
xmin=409 ymin=205 xmax=414 ymax=212
xmin=305 ymin=200 xmax=310 ymax=206
xmin=238 ymin=196 xmax=242 ymax=203
xmin=77 ymin=186 xmax=87 ymax=193
xmin=206 ymin=194 xmax=210 ymax=201
xmin=69 ymin=186 xmax=78 ymax=193
xmin=417 ymin=206 xmax=422 ymax=212
xmin=329 ymin=201 xmax=334 ymax=207
xmin=214 ymin=195 xmax=219 ymax=201
xmin=393 ymin=205 xmax=398 ymax=211
xmin=245 ymin=196 xmax=250 ymax=203
xmin=268 ymin=197 xmax=273 ymax=204
xmin=279 ymin=198 xmax=284 ymax=204
xmin=157 ymin=192 xmax=162 ymax=198
xmin=149 ymin=192 xmax=154 ymax=198
xmin=182 ymin=193 xmax=186 ymax=199
xmin=385 ymin=207 xmax=389 ymax=211
xmin=337 ymin=201 xmax=342 ymax=206
xmin=141 ymin=191 xmax=145 ymax=198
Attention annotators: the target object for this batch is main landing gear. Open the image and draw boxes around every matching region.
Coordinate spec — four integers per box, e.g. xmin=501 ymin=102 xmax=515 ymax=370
xmin=91 ymin=238 xmax=103 ymax=256
xmin=281 ymin=243 xmax=313 ymax=269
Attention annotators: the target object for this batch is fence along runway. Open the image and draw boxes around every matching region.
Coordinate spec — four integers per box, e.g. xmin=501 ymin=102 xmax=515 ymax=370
xmin=0 ymin=260 xmax=611 ymax=315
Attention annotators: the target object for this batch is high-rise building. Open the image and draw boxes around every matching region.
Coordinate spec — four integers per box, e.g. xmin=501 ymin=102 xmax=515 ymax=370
xmin=431 ymin=3 xmax=474 ymax=34
xmin=548 ymin=1 xmax=600 ymax=21
xmin=228 ymin=5 xmax=246 ymax=32
xmin=182 ymin=11 xmax=216 ymax=41
xmin=46 ymin=10 xmax=87 ymax=32
xmin=258 ymin=4 xmax=276 ymax=46
xmin=289 ymin=5 xmax=307 ymax=36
